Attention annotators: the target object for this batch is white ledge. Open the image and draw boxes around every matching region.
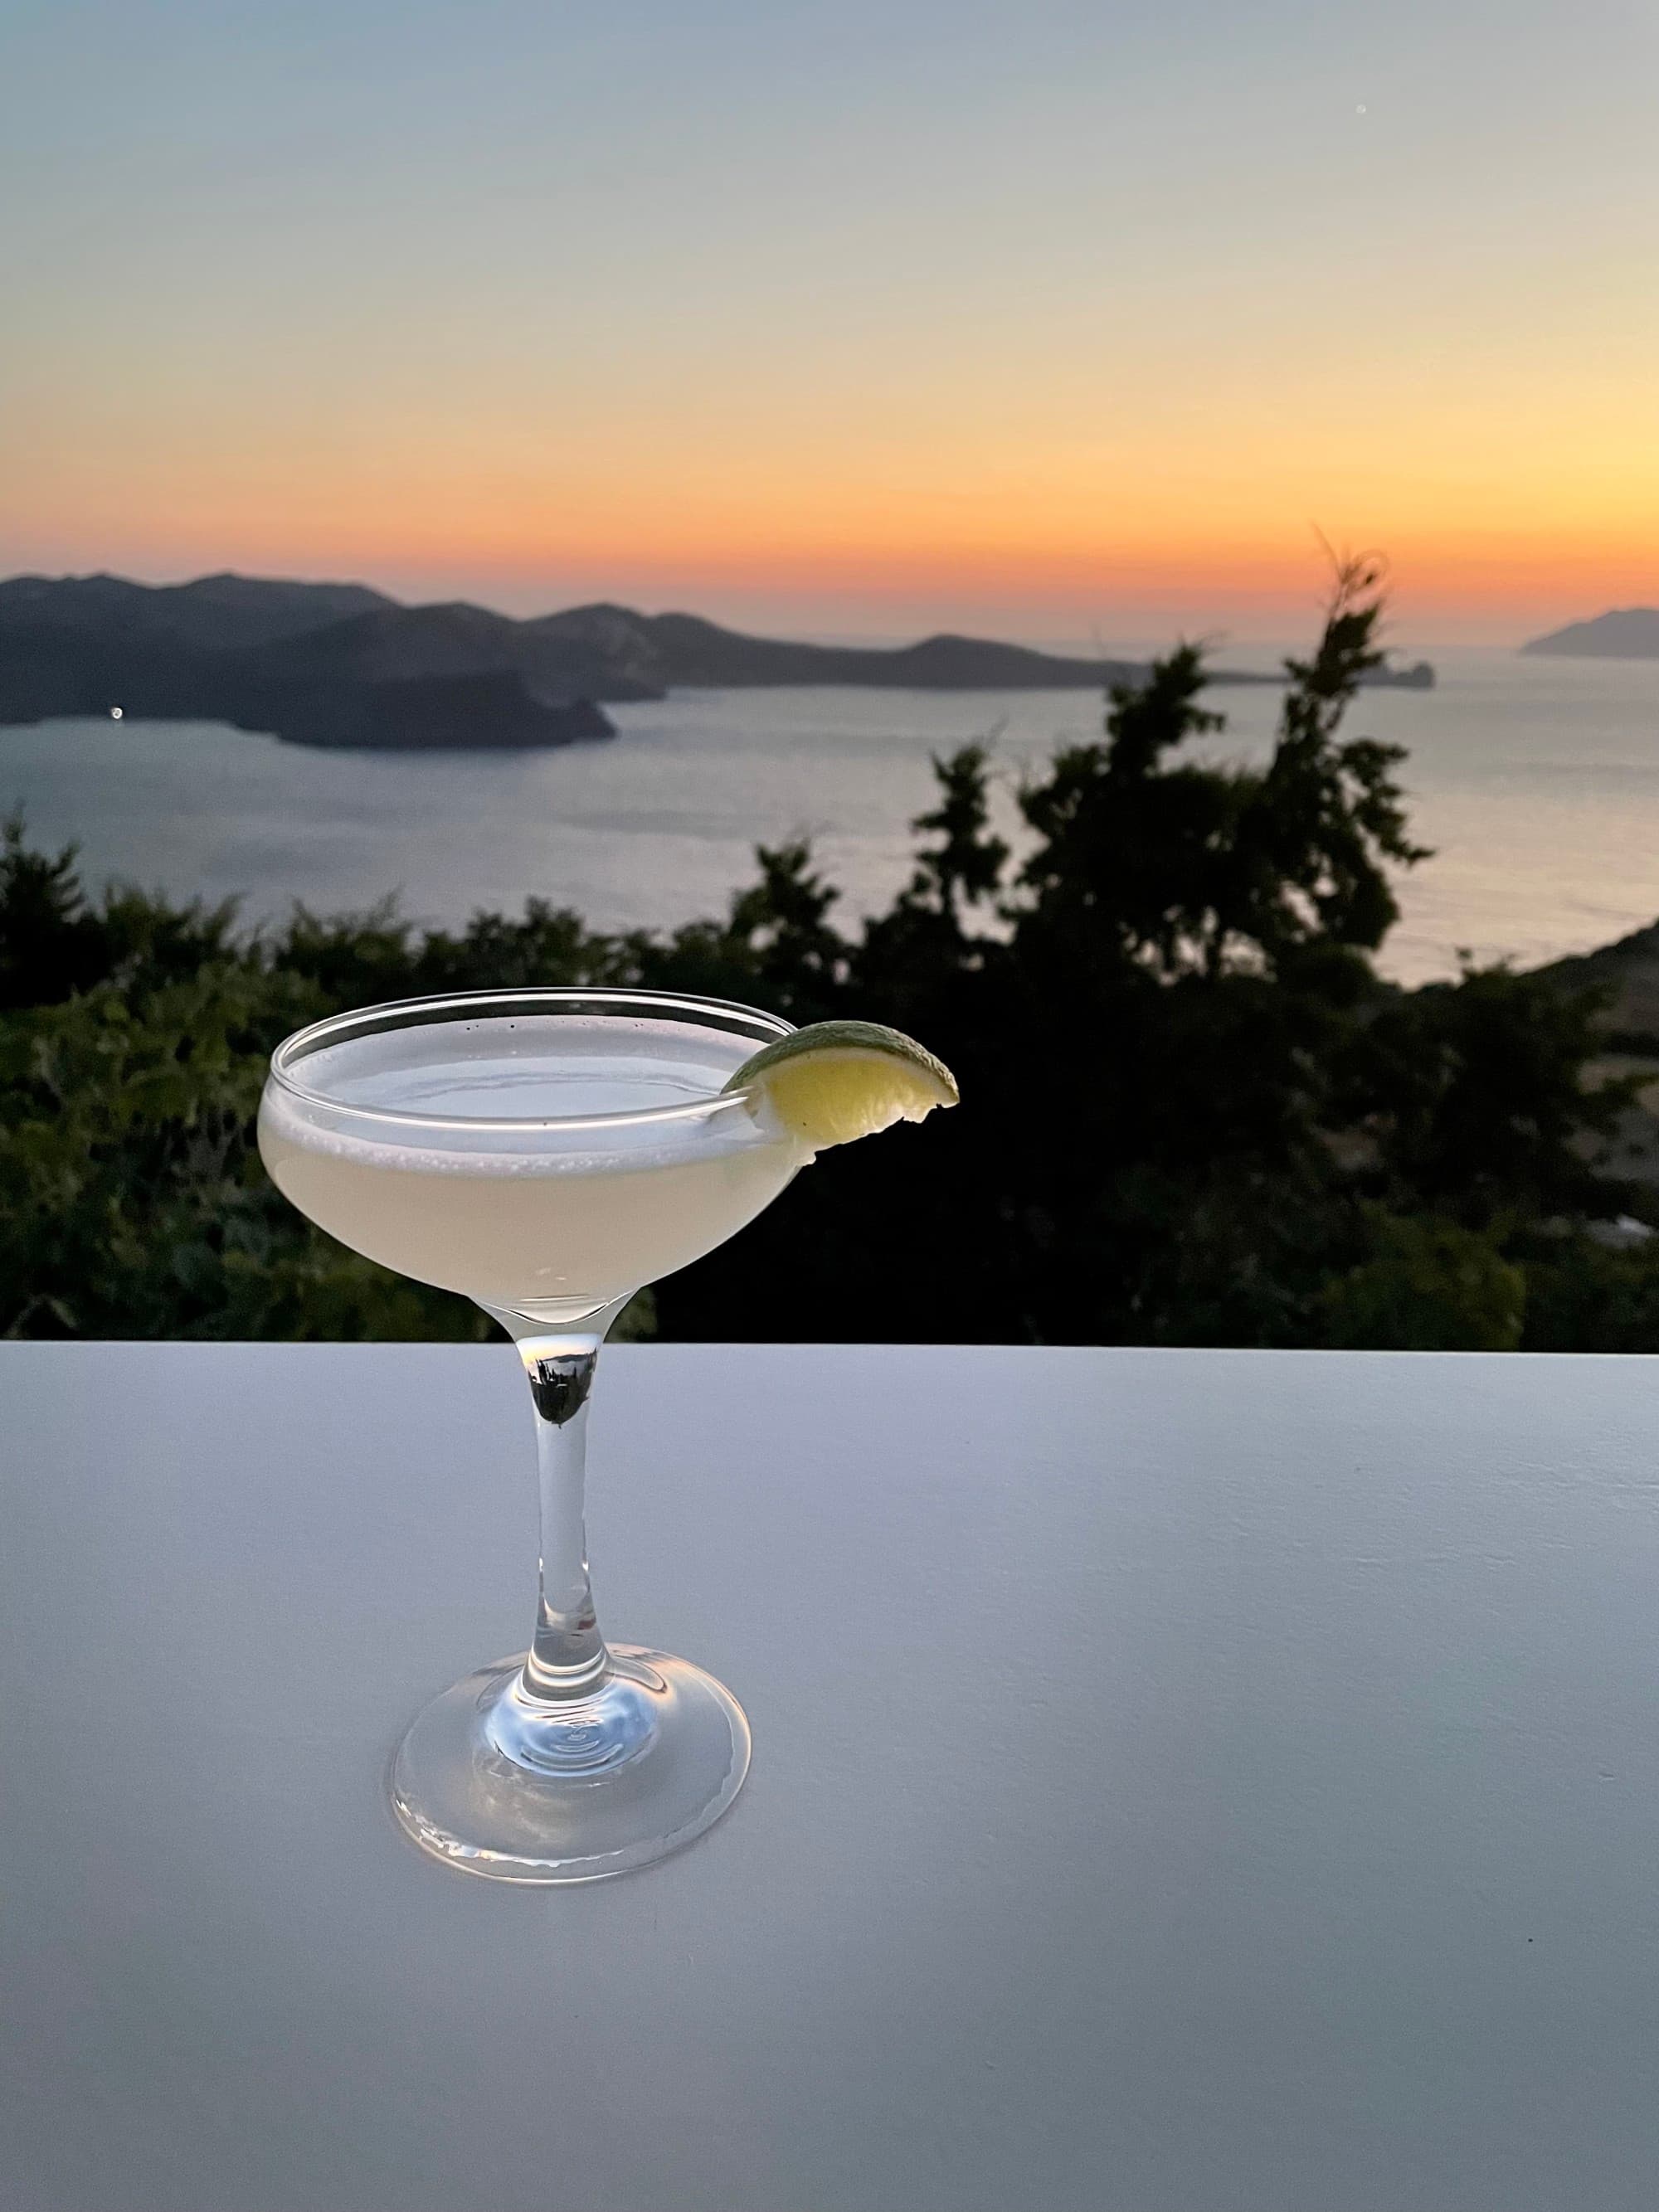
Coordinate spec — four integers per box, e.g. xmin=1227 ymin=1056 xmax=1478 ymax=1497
xmin=4 ymin=1342 xmax=1658 ymax=2209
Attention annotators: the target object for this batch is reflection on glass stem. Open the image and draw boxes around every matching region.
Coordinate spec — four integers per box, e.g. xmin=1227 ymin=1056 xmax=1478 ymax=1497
xmin=518 ymin=1330 xmax=609 ymax=1700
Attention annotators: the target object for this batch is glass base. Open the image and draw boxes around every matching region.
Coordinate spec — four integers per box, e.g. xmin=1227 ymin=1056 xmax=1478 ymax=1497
xmin=389 ymin=1646 xmax=752 ymax=1884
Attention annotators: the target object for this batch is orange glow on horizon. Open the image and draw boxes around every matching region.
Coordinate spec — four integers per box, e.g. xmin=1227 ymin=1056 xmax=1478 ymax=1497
xmin=11 ymin=500 xmax=1653 ymax=647
xmin=8 ymin=359 xmax=1657 ymax=644
xmin=7 ymin=0 xmax=1656 ymax=649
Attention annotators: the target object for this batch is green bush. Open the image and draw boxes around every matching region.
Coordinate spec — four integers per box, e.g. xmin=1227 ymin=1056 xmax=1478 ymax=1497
xmin=1321 ymin=1214 xmax=1527 ymax=1351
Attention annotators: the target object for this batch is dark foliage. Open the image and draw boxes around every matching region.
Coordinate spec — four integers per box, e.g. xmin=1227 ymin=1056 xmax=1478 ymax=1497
xmin=3 ymin=565 xmax=1653 ymax=1347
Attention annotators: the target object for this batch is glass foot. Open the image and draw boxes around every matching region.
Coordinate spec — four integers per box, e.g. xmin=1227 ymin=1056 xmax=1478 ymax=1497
xmin=389 ymin=1646 xmax=752 ymax=1884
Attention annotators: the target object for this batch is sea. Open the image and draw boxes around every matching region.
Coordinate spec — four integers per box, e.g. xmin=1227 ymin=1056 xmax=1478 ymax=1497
xmin=4 ymin=645 xmax=1658 ymax=987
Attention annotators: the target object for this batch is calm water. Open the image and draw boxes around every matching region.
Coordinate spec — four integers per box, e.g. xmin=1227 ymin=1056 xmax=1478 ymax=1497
xmin=4 ymin=647 xmax=1658 ymax=985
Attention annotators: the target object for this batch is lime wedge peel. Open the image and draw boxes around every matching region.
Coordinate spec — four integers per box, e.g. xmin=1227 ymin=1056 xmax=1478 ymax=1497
xmin=725 ymin=1019 xmax=960 ymax=1150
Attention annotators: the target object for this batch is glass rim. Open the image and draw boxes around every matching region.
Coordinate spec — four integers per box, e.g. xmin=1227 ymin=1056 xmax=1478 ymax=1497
xmin=265 ymin=986 xmax=795 ymax=1134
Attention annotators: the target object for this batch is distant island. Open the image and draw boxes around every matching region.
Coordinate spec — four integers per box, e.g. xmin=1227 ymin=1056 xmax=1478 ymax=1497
xmin=1521 ymin=608 xmax=1659 ymax=659
xmin=0 ymin=571 xmax=1434 ymax=751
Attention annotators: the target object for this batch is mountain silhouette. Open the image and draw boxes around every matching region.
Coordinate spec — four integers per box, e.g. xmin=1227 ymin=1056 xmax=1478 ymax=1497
xmin=0 ymin=575 xmax=617 ymax=749
xmin=0 ymin=571 xmax=394 ymax=651
xmin=0 ymin=571 xmax=1434 ymax=749
xmin=1522 ymin=609 xmax=1659 ymax=659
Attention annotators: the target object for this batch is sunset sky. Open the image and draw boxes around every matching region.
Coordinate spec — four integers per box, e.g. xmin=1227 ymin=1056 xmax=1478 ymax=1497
xmin=2 ymin=0 xmax=1654 ymax=645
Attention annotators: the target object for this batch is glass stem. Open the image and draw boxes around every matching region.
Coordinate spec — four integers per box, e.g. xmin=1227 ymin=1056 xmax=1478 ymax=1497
xmin=518 ymin=1332 xmax=610 ymax=1701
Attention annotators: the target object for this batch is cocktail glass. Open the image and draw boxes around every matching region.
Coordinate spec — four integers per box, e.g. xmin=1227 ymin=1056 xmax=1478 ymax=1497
xmin=259 ymin=988 xmax=805 ymax=1883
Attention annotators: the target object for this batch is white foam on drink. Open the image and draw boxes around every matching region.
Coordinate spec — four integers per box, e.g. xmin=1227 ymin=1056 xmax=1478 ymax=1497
xmin=306 ymin=1014 xmax=746 ymax=1120
xmin=263 ymin=1014 xmax=775 ymax=1178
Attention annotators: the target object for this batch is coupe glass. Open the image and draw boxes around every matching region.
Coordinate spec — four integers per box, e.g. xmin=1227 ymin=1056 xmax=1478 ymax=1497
xmin=259 ymin=988 xmax=803 ymax=1883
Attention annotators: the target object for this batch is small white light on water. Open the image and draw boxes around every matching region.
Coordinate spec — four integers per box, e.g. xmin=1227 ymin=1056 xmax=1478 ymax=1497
xmin=110 ymin=706 xmax=124 ymax=719
xmin=1355 ymin=103 xmax=1367 ymax=114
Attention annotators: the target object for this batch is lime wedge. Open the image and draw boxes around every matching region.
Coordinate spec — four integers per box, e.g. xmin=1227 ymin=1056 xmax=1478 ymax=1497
xmin=725 ymin=1019 xmax=959 ymax=1150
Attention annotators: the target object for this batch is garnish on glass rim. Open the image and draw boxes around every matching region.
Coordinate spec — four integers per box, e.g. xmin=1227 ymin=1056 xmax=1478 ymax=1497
xmin=727 ymin=1019 xmax=959 ymax=1149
